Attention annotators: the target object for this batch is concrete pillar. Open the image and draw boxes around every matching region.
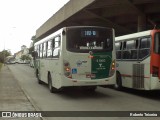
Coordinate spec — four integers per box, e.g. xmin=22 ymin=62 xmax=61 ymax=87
xmin=137 ymin=15 xmax=147 ymax=32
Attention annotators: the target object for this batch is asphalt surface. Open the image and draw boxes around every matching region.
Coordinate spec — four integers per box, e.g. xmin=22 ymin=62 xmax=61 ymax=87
xmin=7 ymin=64 xmax=160 ymax=120
xmin=0 ymin=65 xmax=41 ymax=120
xmin=1 ymin=64 xmax=160 ymax=120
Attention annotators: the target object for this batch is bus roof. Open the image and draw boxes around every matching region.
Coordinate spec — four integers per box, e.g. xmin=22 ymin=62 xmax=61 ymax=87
xmin=115 ymin=30 xmax=152 ymax=42
xmin=35 ymin=28 xmax=64 ymax=46
xmin=35 ymin=26 xmax=114 ymax=46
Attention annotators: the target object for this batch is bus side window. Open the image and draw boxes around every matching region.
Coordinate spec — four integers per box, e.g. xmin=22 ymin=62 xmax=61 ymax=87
xmin=36 ymin=45 xmax=40 ymax=58
xmin=40 ymin=44 xmax=43 ymax=58
xmin=140 ymin=37 xmax=150 ymax=48
xmin=122 ymin=41 xmax=130 ymax=59
xmin=46 ymin=41 xmax=48 ymax=58
xmin=47 ymin=40 xmax=52 ymax=58
xmin=115 ymin=42 xmax=122 ymax=59
xmin=34 ymin=46 xmax=37 ymax=58
xmin=43 ymin=42 xmax=47 ymax=58
xmin=129 ymin=40 xmax=138 ymax=60
xmin=126 ymin=40 xmax=134 ymax=50
xmin=53 ymin=36 xmax=61 ymax=58
xmin=34 ymin=45 xmax=38 ymax=58
xmin=55 ymin=36 xmax=60 ymax=48
xmin=139 ymin=37 xmax=151 ymax=59
xmin=135 ymin=40 xmax=139 ymax=49
xmin=115 ymin=42 xmax=120 ymax=50
xmin=123 ymin=41 xmax=126 ymax=50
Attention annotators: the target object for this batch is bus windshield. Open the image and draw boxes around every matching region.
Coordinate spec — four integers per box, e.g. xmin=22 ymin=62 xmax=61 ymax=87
xmin=66 ymin=27 xmax=113 ymax=53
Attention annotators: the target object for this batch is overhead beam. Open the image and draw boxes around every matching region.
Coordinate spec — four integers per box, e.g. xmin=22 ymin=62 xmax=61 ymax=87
xmin=84 ymin=9 xmax=132 ymax=33
xmin=36 ymin=0 xmax=96 ymax=40
xmin=125 ymin=0 xmax=156 ymax=27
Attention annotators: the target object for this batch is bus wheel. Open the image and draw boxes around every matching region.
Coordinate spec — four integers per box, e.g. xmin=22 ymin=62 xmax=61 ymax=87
xmin=36 ymin=70 xmax=42 ymax=84
xmin=48 ymin=74 xmax=60 ymax=93
xmin=114 ymin=71 xmax=122 ymax=90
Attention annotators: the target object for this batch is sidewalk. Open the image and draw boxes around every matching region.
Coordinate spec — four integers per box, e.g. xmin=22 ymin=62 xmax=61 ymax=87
xmin=0 ymin=65 xmax=41 ymax=120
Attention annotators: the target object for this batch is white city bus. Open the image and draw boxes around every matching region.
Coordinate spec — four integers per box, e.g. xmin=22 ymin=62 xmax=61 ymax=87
xmin=115 ymin=29 xmax=160 ymax=90
xmin=33 ymin=26 xmax=116 ymax=93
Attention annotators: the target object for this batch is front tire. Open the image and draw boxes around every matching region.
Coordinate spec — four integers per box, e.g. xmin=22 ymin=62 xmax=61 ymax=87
xmin=36 ymin=70 xmax=42 ymax=84
xmin=114 ymin=71 xmax=122 ymax=90
xmin=48 ymin=73 xmax=61 ymax=93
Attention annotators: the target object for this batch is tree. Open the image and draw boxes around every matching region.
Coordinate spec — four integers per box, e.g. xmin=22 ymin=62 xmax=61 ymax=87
xmin=30 ymin=35 xmax=36 ymax=54
xmin=20 ymin=55 xmax=31 ymax=61
xmin=0 ymin=50 xmax=11 ymax=63
xmin=31 ymin=35 xmax=36 ymax=41
xmin=29 ymin=46 xmax=34 ymax=54
xmin=31 ymin=35 xmax=37 ymax=44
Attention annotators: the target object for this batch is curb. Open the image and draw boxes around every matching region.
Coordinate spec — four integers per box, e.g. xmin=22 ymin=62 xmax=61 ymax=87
xmin=7 ymin=65 xmax=48 ymax=120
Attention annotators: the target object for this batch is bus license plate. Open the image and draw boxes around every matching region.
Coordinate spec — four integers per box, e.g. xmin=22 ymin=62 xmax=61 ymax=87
xmin=86 ymin=74 xmax=96 ymax=78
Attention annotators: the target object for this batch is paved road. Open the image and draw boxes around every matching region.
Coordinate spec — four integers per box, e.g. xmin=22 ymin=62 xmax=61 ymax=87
xmin=8 ymin=64 xmax=160 ymax=120
xmin=0 ymin=65 xmax=41 ymax=120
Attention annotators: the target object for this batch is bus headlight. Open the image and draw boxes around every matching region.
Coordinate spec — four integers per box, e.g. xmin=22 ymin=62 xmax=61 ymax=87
xmin=109 ymin=60 xmax=115 ymax=77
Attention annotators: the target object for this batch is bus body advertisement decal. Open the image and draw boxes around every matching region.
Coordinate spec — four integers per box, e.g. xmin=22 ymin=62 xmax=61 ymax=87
xmin=91 ymin=52 xmax=112 ymax=79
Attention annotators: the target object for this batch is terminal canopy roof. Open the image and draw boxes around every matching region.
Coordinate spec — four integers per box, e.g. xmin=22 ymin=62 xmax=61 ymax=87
xmin=36 ymin=0 xmax=160 ymax=40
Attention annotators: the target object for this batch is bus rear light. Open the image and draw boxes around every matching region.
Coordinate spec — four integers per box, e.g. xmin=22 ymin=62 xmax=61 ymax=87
xmin=109 ymin=60 xmax=116 ymax=77
xmin=152 ymin=66 xmax=159 ymax=77
xmin=111 ymin=62 xmax=115 ymax=70
xmin=65 ymin=67 xmax=70 ymax=72
xmin=111 ymin=60 xmax=116 ymax=70
xmin=64 ymin=62 xmax=69 ymax=66
xmin=64 ymin=61 xmax=72 ymax=78
xmin=88 ymin=55 xmax=94 ymax=59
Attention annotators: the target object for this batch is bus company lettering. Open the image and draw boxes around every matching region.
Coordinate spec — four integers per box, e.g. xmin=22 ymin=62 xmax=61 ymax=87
xmin=96 ymin=59 xmax=106 ymax=63
xmin=76 ymin=60 xmax=87 ymax=67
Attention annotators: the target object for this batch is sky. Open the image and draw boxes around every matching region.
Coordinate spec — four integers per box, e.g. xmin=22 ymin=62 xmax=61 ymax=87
xmin=0 ymin=0 xmax=69 ymax=55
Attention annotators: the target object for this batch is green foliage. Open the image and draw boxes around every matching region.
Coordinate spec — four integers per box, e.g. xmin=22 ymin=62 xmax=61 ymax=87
xmin=0 ymin=50 xmax=11 ymax=63
xmin=31 ymin=35 xmax=36 ymax=41
xmin=20 ymin=55 xmax=31 ymax=61
xmin=0 ymin=62 xmax=2 ymax=71
xmin=31 ymin=35 xmax=36 ymax=44
xmin=29 ymin=46 xmax=34 ymax=54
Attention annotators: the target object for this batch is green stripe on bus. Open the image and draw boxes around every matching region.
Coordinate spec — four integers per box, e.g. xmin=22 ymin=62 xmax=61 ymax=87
xmin=92 ymin=52 xmax=112 ymax=79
